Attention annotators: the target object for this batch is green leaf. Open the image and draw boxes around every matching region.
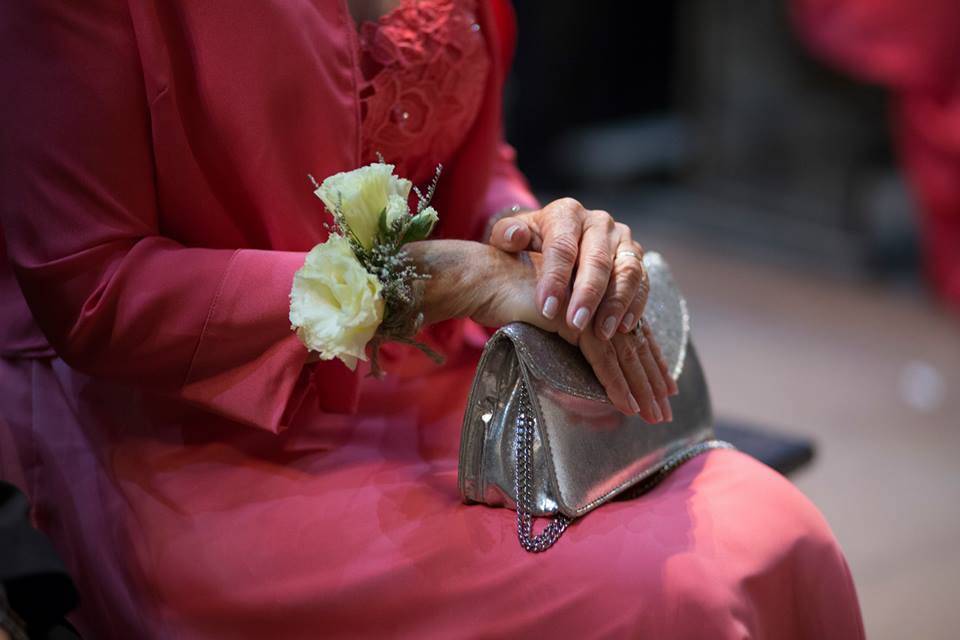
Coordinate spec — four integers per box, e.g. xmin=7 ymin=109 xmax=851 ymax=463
xmin=400 ymin=210 xmax=438 ymax=244
xmin=377 ymin=207 xmax=389 ymax=241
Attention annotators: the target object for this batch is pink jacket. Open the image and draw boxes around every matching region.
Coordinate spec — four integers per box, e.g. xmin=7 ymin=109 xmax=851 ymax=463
xmin=0 ymin=0 xmax=537 ymax=432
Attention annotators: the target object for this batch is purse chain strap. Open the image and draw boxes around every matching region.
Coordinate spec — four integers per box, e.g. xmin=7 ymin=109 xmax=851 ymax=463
xmin=514 ymin=383 xmax=736 ymax=553
xmin=515 ymin=385 xmax=571 ymax=552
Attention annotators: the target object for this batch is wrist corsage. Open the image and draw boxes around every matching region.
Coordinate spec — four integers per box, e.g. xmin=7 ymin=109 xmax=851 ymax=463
xmin=289 ymin=160 xmax=444 ymax=378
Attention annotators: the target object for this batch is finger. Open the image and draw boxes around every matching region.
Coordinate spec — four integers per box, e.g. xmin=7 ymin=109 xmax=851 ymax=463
xmin=613 ymin=333 xmax=661 ymax=423
xmin=631 ymin=329 xmax=673 ymax=421
xmin=618 ymin=242 xmax=649 ymax=333
xmin=595 ymin=229 xmax=644 ymax=339
xmin=566 ymin=210 xmax=615 ymax=332
xmin=537 ymin=198 xmax=585 ymax=320
xmin=488 ymin=212 xmax=539 ymax=252
xmin=642 ymin=322 xmax=679 ymax=395
xmin=580 ymin=332 xmax=639 ymax=416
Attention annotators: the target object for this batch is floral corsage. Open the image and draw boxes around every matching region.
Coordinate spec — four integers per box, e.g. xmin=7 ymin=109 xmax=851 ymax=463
xmin=289 ymin=161 xmax=443 ymax=377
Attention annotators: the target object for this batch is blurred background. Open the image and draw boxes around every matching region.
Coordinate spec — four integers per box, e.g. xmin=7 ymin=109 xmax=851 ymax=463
xmin=505 ymin=2 xmax=960 ymax=638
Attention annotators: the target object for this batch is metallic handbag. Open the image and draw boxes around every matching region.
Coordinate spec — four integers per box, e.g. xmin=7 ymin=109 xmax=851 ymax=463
xmin=458 ymin=252 xmax=733 ymax=552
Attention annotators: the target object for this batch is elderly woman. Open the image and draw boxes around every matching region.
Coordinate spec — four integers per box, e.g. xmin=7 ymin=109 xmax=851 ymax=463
xmin=0 ymin=0 xmax=863 ymax=637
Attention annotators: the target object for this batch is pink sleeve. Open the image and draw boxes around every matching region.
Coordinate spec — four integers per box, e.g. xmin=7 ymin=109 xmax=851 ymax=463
xmin=0 ymin=0 xmax=357 ymax=433
xmin=481 ymin=140 xmax=541 ymax=221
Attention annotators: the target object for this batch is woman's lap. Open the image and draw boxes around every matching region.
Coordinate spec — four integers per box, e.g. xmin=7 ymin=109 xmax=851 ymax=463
xmin=0 ymin=356 xmax=864 ymax=639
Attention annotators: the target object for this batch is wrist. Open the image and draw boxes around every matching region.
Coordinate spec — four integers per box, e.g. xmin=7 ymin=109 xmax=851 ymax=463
xmin=407 ymin=240 xmax=489 ymax=324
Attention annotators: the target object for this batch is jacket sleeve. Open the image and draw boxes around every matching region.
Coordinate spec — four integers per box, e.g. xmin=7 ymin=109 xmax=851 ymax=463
xmin=0 ymin=0 xmax=358 ymax=432
xmin=480 ymin=0 xmax=540 ymax=222
xmin=481 ymin=140 xmax=541 ymax=222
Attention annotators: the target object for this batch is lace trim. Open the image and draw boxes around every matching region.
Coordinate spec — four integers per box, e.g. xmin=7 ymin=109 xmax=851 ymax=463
xmin=356 ymin=0 xmax=490 ymax=184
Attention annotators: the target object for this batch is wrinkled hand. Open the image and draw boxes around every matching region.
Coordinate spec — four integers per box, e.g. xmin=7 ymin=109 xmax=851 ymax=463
xmin=415 ymin=241 xmax=676 ymax=422
xmin=488 ymin=198 xmax=649 ymax=340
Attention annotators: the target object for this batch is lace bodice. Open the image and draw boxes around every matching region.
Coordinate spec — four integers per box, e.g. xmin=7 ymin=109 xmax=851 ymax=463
xmin=356 ymin=0 xmax=490 ymax=184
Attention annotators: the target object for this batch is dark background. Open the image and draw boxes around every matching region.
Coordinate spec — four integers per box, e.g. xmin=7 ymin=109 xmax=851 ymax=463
xmin=503 ymin=3 xmax=959 ymax=638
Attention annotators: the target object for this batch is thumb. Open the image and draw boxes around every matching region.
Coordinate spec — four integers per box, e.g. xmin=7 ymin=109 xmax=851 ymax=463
xmin=488 ymin=212 xmax=537 ymax=252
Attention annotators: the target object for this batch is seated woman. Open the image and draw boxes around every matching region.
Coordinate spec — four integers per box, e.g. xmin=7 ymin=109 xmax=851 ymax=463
xmin=0 ymin=0 xmax=864 ymax=637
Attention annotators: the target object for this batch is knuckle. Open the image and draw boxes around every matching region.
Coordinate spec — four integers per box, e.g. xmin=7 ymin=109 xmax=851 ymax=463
xmin=618 ymin=341 xmax=642 ymax=367
xmin=577 ymin=279 xmax=607 ymax=301
xmin=590 ymin=210 xmax=614 ymax=230
xmin=548 ymin=234 xmax=580 ymax=265
xmin=554 ymin=197 xmax=583 ymax=215
xmin=614 ymin=222 xmax=631 ymax=238
xmin=582 ymin=251 xmax=613 ymax=273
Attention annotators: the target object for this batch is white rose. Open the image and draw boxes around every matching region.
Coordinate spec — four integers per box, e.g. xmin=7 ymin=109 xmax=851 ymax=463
xmin=384 ymin=193 xmax=411 ymax=229
xmin=314 ymin=162 xmax=412 ymax=250
xmin=289 ymin=234 xmax=385 ymax=370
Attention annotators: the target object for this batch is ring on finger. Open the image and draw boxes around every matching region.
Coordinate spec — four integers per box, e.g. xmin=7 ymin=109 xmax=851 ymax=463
xmin=617 ymin=250 xmax=641 ymax=260
xmin=633 ymin=317 xmax=647 ymax=343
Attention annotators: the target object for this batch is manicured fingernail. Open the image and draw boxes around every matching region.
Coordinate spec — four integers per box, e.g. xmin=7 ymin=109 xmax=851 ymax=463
xmin=658 ymin=397 xmax=673 ymax=422
xmin=620 ymin=313 xmax=635 ymax=331
xmin=542 ymin=296 xmax=560 ymax=319
xmin=573 ymin=307 xmax=590 ymax=330
xmin=628 ymin=394 xmax=641 ymax=414
xmin=651 ymin=402 xmax=664 ymax=423
xmin=505 ymin=224 xmax=521 ymax=242
xmin=601 ymin=316 xmax=617 ymax=338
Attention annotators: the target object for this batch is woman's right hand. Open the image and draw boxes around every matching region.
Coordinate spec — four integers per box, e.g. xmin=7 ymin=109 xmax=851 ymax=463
xmin=409 ymin=240 xmax=676 ymax=422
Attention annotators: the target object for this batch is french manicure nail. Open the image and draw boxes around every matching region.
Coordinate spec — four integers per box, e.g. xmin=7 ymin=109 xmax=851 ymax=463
xmin=542 ymin=296 xmax=560 ymax=319
xmin=628 ymin=394 xmax=641 ymax=414
xmin=573 ymin=307 xmax=590 ymax=330
xmin=658 ymin=397 xmax=673 ymax=422
xmin=621 ymin=313 xmax=635 ymax=331
xmin=505 ymin=224 xmax=521 ymax=242
xmin=602 ymin=316 xmax=617 ymax=338
xmin=651 ymin=401 xmax=664 ymax=423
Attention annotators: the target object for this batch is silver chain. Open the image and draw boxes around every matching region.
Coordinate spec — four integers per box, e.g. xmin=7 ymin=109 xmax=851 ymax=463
xmin=515 ymin=384 xmax=570 ymax=552
xmin=514 ymin=383 xmax=735 ymax=553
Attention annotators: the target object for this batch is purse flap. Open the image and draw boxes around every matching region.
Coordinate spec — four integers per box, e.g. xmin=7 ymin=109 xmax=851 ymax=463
xmin=509 ymin=253 xmax=712 ymax=516
xmin=458 ymin=252 xmax=714 ymax=518
xmin=503 ymin=252 xmax=689 ymax=397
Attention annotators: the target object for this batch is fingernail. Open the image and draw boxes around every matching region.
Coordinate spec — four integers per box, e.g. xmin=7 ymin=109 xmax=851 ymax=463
xmin=668 ymin=377 xmax=679 ymax=396
xmin=621 ymin=313 xmax=635 ymax=331
xmin=601 ymin=316 xmax=617 ymax=338
xmin=658 ymin=397 xmax=673 ymax=422
xmin=572 ymin=307 xmax=590 ymax=330
xmin=505 ymin=224 xmax=521 ymax=242
xmin=542 ymin=296 xmax=560 ymax=319
xmin=650 ymin=401 xmax=664 ymax=423
xmin=628 ymin=394 xmax=641 ymax=414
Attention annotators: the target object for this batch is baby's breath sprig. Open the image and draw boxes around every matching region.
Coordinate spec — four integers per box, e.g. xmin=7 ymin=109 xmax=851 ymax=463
xmin=307 ymin=160 xmax=444 ymax=378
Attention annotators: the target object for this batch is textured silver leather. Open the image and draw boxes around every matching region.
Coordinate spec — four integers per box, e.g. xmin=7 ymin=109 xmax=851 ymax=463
xmin=458 ymin=252 xmax=720 ymax=518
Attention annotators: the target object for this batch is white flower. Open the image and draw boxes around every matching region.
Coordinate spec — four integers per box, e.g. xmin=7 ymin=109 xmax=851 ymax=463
xmin=417 ymin=205 xmax=439 ymax=231
xmin=385 ymin=194 xmax=410 ymax=229
xmin=289 ymin=234 xmax=385 ymax=370
xmin=314 ymin=162 xmax=412 ymax=250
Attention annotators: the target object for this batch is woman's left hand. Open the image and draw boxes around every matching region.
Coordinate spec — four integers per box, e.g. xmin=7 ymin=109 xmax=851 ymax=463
xmin=488 ymin=198 xmax=650 ymax=341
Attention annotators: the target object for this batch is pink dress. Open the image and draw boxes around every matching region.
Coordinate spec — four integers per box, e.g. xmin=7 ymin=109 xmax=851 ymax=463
xmin=0 ymin=0 xmax=863 ymax=638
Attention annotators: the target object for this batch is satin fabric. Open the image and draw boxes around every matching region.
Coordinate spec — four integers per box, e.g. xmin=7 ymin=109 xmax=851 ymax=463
xmin=792 ymin=0 xmax=960 ymax=312
xmin=0 ymin=1 xmax=864 ymax=637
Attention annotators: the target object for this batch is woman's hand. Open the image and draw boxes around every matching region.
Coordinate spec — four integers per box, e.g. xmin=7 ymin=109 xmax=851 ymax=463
xmin=488 ymin=198 xmax=649 ymax=341
xmin=408 ymin=240 xmax=675 ymax=422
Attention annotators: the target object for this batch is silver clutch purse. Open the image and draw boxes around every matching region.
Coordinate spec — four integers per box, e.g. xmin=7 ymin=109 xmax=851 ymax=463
xmin=458 ymin=253 xmax=733 ymax=552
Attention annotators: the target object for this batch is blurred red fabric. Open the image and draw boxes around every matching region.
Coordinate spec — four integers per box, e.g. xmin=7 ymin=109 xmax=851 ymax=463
xmin=792 ymin=0 xmax=960 ymax=312
xmin=0 ymin=1 xmax=863 ymax=637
